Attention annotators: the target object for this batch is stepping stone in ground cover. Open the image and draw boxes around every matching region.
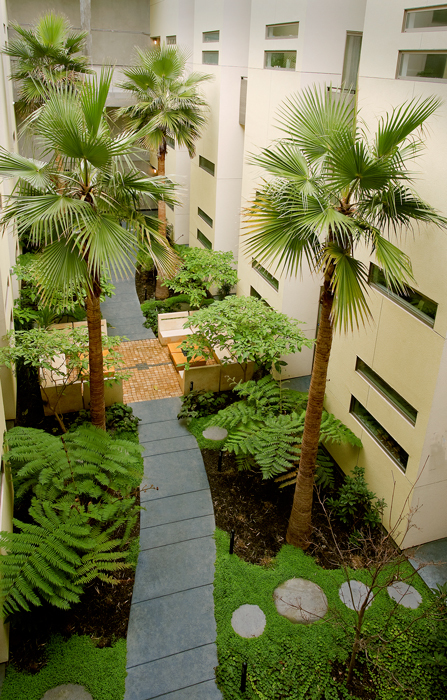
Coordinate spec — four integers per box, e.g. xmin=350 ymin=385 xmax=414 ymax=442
xmin=339 ymin=580 xmax=373 ymax=611
xmin=231 ymin=604 xmax=266 ymax=638
xmin=41 ymin=685 xmax=93 ymax=700
xmin=387 ymin=581 xmax=422 ymax=609
xmin=202 ymin=426 xmax=228 ymax=441
xmin=273 ymin=578 xmax=328 ymax=624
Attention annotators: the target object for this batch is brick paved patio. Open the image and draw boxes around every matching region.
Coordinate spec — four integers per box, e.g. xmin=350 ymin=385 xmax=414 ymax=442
xmin=119 ymin=339 xmax=183 ymax=403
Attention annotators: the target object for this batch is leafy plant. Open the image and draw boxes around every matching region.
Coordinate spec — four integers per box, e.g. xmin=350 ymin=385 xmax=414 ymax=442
xmin=70 ymin=403 xmax=141 ymax=438
xmin=327 ymin=466 xmax=385 ymax=529
xmin=166 ymin=247 xmax=239 ymax=308
xmin=177 ymin=390 xmax=231 ymax=424
xmin=0 ymin=426 xmax=143 ymax=616
xmin=141 ymin=294 xmax=190 ymax=333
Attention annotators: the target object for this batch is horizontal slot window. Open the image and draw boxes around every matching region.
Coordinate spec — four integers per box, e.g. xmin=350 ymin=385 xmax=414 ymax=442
xmin=250 ymin=286 xmax=270 ymax=306
xmin=203 ymin=30 xmax=219 ymax=42
xmin=266 ymin=22 xmax=299 ymax=39
xmin=252 ymin=259 xmax=279 ymax=291
xmin=404 ymin=6 xmax=447 ymax=31
xmin=398 ymin=51 xmax=447 ymax=80
xmin=166 ymin=135 xmax=175 ymax=149
xmin=369 ymin=263 xmax=437 ymax=327
xmin=166 ymin=35 xmax=177 ymax=44
xmin=197 ymin=229 xmax=212 ymax=249
xmin=355 ymin=358 xmax=417 ymax=425
xmin=203 ymin=51 xmax=219 ymax=65
xmin=264 ymin=50 xmax=296 ymax=70
xmin=199 ymin=155 xmax=215 ymax=176
xmin=166 ymin=201 xmax=174 ymax=211
xmin=350 ymin=397 xmax=409 ymax=472
xmin=198 ymin=207 xmax=213 ymax=228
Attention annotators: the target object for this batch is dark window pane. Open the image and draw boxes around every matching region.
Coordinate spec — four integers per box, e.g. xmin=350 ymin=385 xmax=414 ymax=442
xmin=197 ymin=229 xmax=212 ymax=249
xmin=198 ymin=207 xmax=213 ymax=227
xmin=356 ymin=358 xmax=417 ymax=424
xmin=199 ymin=156 xmax=215 ymax=176
xmin=252 ymin=259 xmax=279 ymax=291
xmin=350 ymin=397 xmax=409 ymax=472
xmin=369 ymin=263 xmax=437 ymax=326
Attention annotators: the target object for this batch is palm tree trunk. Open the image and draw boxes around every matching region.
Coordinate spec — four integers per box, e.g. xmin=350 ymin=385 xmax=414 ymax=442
xmin=86 ymin=283 xmax=106 ymax=430
xmin=155 ymin=150 xmax=169 ymax=300
xmin=286 ymin=277 xmax=334 ymax=549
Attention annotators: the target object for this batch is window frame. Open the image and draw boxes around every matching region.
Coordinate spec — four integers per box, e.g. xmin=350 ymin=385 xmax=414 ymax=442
xmin=202 ymin=51 xmax=219 ymax=65
xmin=252 ymin=259 xmax=279 ymax=291
xmin=355 ymin=357 xmax=417 ymax=426
xmin=403 ymin=5 xmax=447 ymax=32
xmin=166 ymin=35 xmax=177 ymax=44
xmin=203 ymin=30 xmax=220 ymax=43
xmin=198 ymin=207 xmax=213 ymax=228
xmin=350 ymin=396 xmax=409 ymax=473
xmin=199 ymin=155 xmax=215 ymax=176
xmin=369 ymin=263 xmax=438 ymax=327
xmin=265 ymin=22 xmax=299 ymax=40
xmin=264 ymin=50 xmax=297 ymax=71
xmin=397 ymin=50 xmax=447 ymax=82
xmin=197 ymin=229 xmax=212 ymax=249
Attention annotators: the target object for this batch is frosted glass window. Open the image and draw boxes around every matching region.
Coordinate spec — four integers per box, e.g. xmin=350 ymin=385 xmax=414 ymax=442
xmin=398 ymin=51 xmax=447 ymax=80
xmin=405 ymin=6 xmax=447 ymax=30
xmin=203 ymin=30 xmax=219 ymax=42
xmin=203 ymin=51 xmax=219 ymax=65
xmin=166 ymin=35 xmax=176 ymax=45
xmin=264 ymin=51 xmax=296 ymax=70
xmin=266 ymin=22 xmax=299 ymax=39
xmin=342 ymin=32 xmax=362 ymax=90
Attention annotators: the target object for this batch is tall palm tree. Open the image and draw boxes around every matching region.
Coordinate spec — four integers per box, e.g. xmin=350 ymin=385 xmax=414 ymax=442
xmin=244 ymin=85 xmax=445 ymax=549
xmin=118 ymin=44 xmax=212 ymax=298
xmin=0 ymin=68 xmax=178 ymax=430
xmin=3 ymin=11 xmax=92 ymax=115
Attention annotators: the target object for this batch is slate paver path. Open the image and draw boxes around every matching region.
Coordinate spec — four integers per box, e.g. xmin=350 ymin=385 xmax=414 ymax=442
xmin=101 ymin=273 xmax=155 ymax=341
xmin=125 ymin=397 xmax=222 ymax=700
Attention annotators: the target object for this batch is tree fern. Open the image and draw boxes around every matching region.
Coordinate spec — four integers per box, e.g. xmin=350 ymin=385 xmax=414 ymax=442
xmin=0 ymin=425 xmax=143 ymax=617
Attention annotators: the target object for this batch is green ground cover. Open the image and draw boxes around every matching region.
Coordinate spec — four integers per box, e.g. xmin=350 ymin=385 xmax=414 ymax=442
xmin=213 ymin=529 xmax=440 ymax=700
xmin=1 ymin=635 xmax=126 ymax=700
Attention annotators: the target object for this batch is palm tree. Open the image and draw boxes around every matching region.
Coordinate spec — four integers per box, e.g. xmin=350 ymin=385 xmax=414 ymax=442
xmin=3 ymin=11 xmax=92 ymax=115
xmin=244 ymin=85 xmax=445 ymax=549
xmin=118 ymin=44 xmax=212 ymax=298
xmin=0 ymin=68 xmax=178 ymax=430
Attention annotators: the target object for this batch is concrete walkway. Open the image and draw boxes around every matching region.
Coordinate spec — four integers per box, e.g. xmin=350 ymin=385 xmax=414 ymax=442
xmin=125 ymin=398 xmax=222 ymax=700
xmin=101 ymin=273 xmax=155 ymax=341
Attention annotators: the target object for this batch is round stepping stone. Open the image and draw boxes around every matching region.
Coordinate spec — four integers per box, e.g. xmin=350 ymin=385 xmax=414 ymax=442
xmin=202 ymin=426 xmax=228 ymax=440
xmin=231 ymin=604 xmax=266 ymax=638
xmin=41 ymin=685 xmax=93 ymax=700
xmin=339 ymin=580 xmax=372 ymax=611
xmin=273 ymin=578 xmax=328 ymax=624
xmin=387 ymin=581 xmax=422 ymax=609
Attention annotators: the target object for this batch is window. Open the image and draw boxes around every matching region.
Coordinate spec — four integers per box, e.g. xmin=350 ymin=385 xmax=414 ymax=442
xmin=404 ymin=6 xmax=447 ymax=31
xmin=166 ymin=135 xmax=175 ymax=149
xmin=252 ymin=259 xmax=279 ymax=291
xmin=266 ymin=22 xmax=299 ymax=39
xmin=369 ymin=263 xmax=437 ymax=327
xmin=198 ymin=207 xmax=213 ymax=227
xmin=250 ymin=286 xmax=271 ymax=306
xmin=341 ymin=32 xmax=362 ymax=91
xmin=203 ymin=51 xmax=219 ymax=65
xmin=350 ymin=397 xmax=409 ymax=472
xmin=264 ymin=51 xmax=296 ymax=70
xmin=398 ymin=51 xmax=447 ymax=80
xmin=203 ymin=30 xmax=219 ymax=42
xmin=166 ymin=201 xmax=174 ymax=211
xmin=355 ymin=358 xmax=417 ymax=425
xmin=197 ymin=229 xmax=212 ymax=249
xmin=166 ymin=35 xmax=176 ymax=44
xmin=199 ymin=155 xmax=215 ymax=176
xmin=239 ymin=76 xmax=248 ymax=126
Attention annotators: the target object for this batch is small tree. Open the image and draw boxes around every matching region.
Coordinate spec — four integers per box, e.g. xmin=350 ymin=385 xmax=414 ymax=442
xmin=181 ymin=295 xmax=314 ymax=380
xmin=167 ymin=247 xmax=238 ymax=308
xmin=0 ymin=327 xmax=128 ymax=432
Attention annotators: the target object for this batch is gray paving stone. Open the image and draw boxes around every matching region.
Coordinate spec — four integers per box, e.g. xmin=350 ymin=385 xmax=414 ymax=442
xmin=142 ymin=435 xmax=197 ymax=457
xmin=141 ymin=450 xmax=209 ymax=502
xmin=139 ymin=419 xmax=190 ymax=444
xmin=406 ymin=537 xmax=447 ymax=590
xmin=130 ymin=397 xmax=182 ymax=424
xmin=231 ymin=604 xmax=266 ymax=638
xmin=139 ymin=516 xmax=215 ymax=551
xmin=132 ymin=537 xmax=216 ymax=603
xmin=202 ymin=426 xmax=228 ymax=441
xmin=339 ymin=580 xmax=373 ymax=611
xmin=124 ymin=644 xmax=219 ymax=700
xmin=140 ymin=490 xmax=213 ymax=529
xmin=387 ymin=581 xmax=422 ymax=608
xmin=41 ymin=685 xmax=93 ymax=700
xmin=151 ymin=679 xmax=222 ymax=699
xmin=274 ymin=578 xmax=328 ymax=624
xmin=127 ymin=586 xmax=216 ymax=667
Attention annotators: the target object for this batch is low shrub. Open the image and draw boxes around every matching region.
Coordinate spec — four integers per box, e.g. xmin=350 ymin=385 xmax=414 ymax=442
xmin=140 ymin=294 xmax=214 ymax=333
